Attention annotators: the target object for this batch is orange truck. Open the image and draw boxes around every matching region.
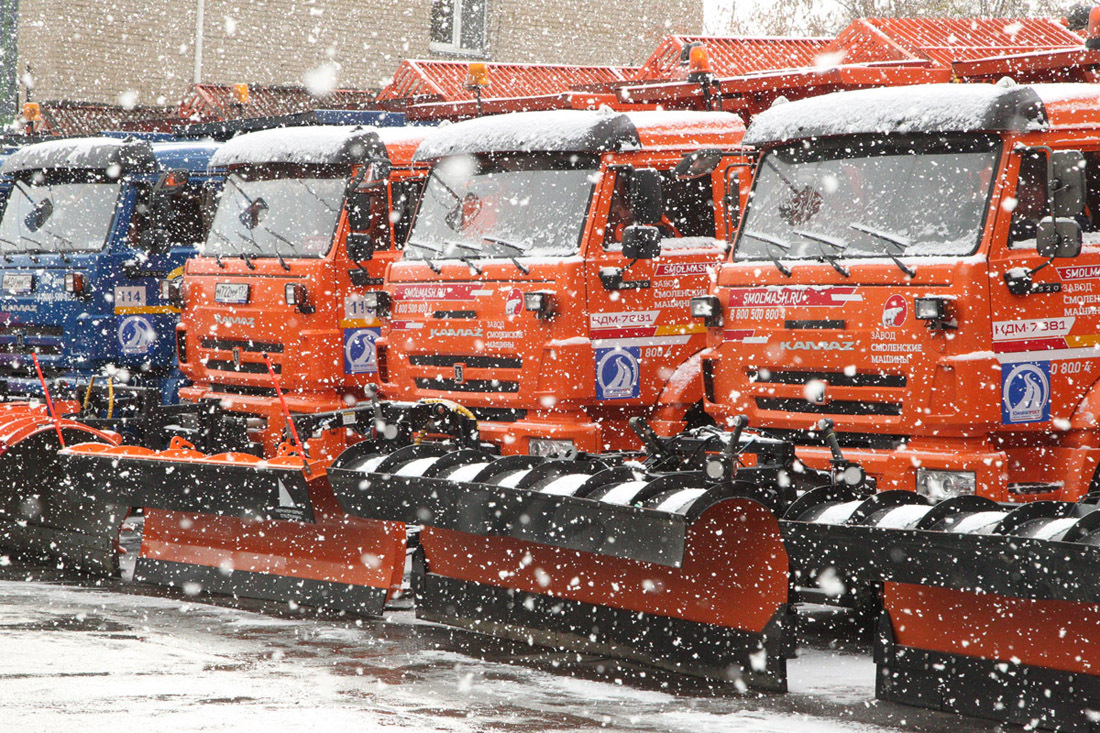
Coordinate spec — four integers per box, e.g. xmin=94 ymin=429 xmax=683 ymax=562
xmin=173 ymin=124 xmax=428 ymax=459
xmin=373 ymin=109 xmax=750 ymax=456
xmin=700 ymin=81 xmax=1100 ymax=503
xmin=749 ymin=76 xmax=1100 ymax=729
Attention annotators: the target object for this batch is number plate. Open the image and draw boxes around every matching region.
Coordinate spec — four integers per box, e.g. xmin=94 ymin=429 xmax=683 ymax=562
xmin=114 ymin=285 xmax=146 ymax=306
xmin=3 ymin=273 xmax=32 ymax=293
xmin=215 ymin=282 xmax=250 ymax=304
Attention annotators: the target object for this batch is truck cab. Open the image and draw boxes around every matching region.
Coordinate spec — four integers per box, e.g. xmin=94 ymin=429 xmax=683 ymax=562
xmin=176 ymin=125 xmax=428 ymax=457
xmin=377 ymin=109 xmax=749 ymax=456
xmin=0 ymin=136 xmax=219 ymax=405
xmin=700 ymin=82 xmax=1100 ymax=503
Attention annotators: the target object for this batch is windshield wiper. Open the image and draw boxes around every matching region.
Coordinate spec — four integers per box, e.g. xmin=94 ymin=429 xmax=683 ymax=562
xmin=795 ymin=229 xmax=849 ymax=278
xmin=850 ymin=223 xmax=916 ymax=278
xmin=232 ymin=232 xmax=259 ymax=271
xmin=44 ymin=231 xmax=75 ymax=263
xmin=0 ymin=236 xmax=17 ymax=262
xmin=481 ymin=235 xmax=526 ymax=255
xmin=297 ymin=179 xmax=337 ymax=213
xmin=405 ymin=239 xmax=443 ymax=273
xmin=260 ymin=226 xmax=293 ymax=271
xmin=18 ymin=235 xmax=42 ymax=263
xmin=742 ymin=230 xmax=792 ymax=277
xmin=439 ymin=240 xmax=485 ymax=275
xmin=207 ymin=230 xmax=237 ymax=268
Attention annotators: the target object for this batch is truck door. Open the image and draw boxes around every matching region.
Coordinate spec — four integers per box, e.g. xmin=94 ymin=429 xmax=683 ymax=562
xmin=584 ymin=165 xmax=726 ymax=409
xmin=988 ymin=149 xmax=1100 ymax=487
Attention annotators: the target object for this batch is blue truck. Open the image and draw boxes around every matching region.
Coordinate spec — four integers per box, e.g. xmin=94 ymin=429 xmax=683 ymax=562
xmin=0 ymin=135 xmax=221 ymax=412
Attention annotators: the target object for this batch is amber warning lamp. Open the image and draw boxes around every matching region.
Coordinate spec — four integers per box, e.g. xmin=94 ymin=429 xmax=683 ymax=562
xmin=22 ymin=102 xmax=41 ymax=134
xmin=466 ymin=62 xmax=489 ymax=116
xmin=687 ymin=45 xmax=712 ymax=80
xmin=1087 ymin=7 xmax=1100 ymax=51
xmin=233 ymin=83 xmax=250 ymax=104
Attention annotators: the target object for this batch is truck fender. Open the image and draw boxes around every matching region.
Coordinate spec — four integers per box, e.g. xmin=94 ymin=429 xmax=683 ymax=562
xmin=656 ymin=350 xmax=706 ymax=408
xmin=1070 ymin=376 xmax=1100 ymax=435
xmin=650 ymin=351 xmax=713 ymax=435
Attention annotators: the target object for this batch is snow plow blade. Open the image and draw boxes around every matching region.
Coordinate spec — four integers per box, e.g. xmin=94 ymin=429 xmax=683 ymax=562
xmin=783 ymin=489 xmax=1100 ymax=731
xmin=59 ymin=441 xmax=316 ymax=522
xmin=0 ymin=403 xmax=122 ymax=573
xmin=329 ymin=439 xmax=796 ymax=690
xmin=59 ymin=441 xmax=406 ymax=616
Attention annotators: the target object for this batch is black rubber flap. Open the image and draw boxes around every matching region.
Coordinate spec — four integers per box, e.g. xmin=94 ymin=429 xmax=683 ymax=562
xmin=329 ymin=466 xmax=688 ymax=567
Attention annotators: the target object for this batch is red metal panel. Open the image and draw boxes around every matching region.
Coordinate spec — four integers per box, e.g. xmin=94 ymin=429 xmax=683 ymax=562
xmin=637 ymin=35 xmax=833 ymax=80
xmin=35 ymin=102 xmax=182 ymax=136
xmin=376 ymin=60 xmax=638 ymax=104
xmin=857 ymin=17 xmax=1083 ymax=66
xmin=176 ymin=84 xmax=378 ymax=123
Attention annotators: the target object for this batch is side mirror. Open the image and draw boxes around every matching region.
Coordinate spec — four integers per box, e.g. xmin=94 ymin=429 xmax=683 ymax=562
xmin=674 ymin=149 xmax=724 ymax=180
xmin=154 ymin=169 xmax=190 ymax=196
xmin=621 ymin=225 xmax=661 ymax=260
xmin=723 ymin=169 xmax=741 ymax=242
xmin=140 ymin=227 xmax=172 ymax=252
xmin=346 ymin=232 xmax=375 ymax=261
xmin=25 ymin=198 xmax=53 ymax=232
xmin=370 ymin=158 xmax=392 ymax=183
xmin=629 ymin=168 xmax=664 ymax=226
xmin=1037 ymin=217 xmax=1082 ymax=259
xmin=1049 ymin=150 xmax=1086 ymax=218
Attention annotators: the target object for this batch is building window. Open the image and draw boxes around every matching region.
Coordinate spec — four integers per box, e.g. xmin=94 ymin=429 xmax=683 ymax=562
xmin=430 ymin=0 xmax=487 ymax=57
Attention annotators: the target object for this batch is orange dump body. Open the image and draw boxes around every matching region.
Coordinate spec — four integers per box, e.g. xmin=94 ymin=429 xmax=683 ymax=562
xmin=704 ymin=83 xmax=1100 ymax=503
xmin=378 ymin=110 xmax=750 ymax=456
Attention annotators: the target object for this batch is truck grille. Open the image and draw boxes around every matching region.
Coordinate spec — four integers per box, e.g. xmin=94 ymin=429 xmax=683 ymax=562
xmin=0 ymin=325 xmax=63 ymax=336
xmin=415 ymin=377 xmax=520 ymax=393
xmin=209 ymin=384 xmax=279 ymax=397
xmin=205 ymin=360 xmax=280 ymax=374
xmin=755 ymin=397 xmax=902 ymax=416
xmin=200 ymin=337 xmax=284 ymax=353
xmin=750 ymin=369 xmax=906 ymax=388
xmin=469 ymin=407 xmax=527 ymax=422
xmin=409 ymin=354 xmax=522 ymax=369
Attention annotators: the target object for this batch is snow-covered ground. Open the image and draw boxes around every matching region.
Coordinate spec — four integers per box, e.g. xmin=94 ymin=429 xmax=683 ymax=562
xmin=0 ymin=563 xmax=990 ymax=733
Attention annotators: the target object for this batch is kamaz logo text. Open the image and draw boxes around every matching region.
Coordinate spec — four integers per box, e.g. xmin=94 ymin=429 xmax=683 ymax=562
xmin=780 ymin=340 xmax=856 ymax=351
xmin=430 ymin=327 xmax=482 ymax=338
xmin=214 ymin=313 xmax=256 ymax=328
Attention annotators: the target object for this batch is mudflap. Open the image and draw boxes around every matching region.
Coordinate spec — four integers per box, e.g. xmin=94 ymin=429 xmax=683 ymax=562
xmin=0 ymin=408 xmax=120 ymax=573
xmin=60 ymin=445 xmax=407 ymax=616
xmin=877 ymin=585 xmax=1100 ymax=732
xmin=415 ymin=498 xmax=792 ymax=690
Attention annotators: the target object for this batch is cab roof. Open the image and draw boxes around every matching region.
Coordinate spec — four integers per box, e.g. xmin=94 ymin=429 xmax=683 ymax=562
xmin=2 ymin=136 xmax=162 ymax=175
xmin=743 ymin=83 xmax=1050 ymax=146
xmin=209 ymin=125 xmax=417 ymax=169
xmin=414 ymin=109 xmax=744 ymax=160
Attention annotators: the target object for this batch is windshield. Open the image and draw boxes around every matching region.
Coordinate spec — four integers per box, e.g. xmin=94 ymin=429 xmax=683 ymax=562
xmin=405 ymin=153 xmax=597 ymax=260
xmin=735 ymin=134 xmax=1001 ymax=261
xmin=0 ymin=179 xmax=120 ymax=254
xmin=203 ymin=173 xmax=345 ymax=258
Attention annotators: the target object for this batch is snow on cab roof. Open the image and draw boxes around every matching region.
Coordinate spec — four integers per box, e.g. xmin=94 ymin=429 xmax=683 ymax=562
xmin=210 ymin=125 xmax=390 ymax=168
xmin=414 ymin=108 xmax=744 ymax=161
xmin=743 ymin=83 xmax=1048 ymax=146
xmin=2 ymin=136 xmax=159 ymax=175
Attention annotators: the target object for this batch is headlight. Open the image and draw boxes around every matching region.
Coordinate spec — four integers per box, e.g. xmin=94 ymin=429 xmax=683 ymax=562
xmin=363 ymin=290 xmax=391 ymax=317
xmin=916 ymin=468 xmax=976 ymax=502
xmin=524 ymin=291 xmax=557 ymax=320
xmin=914 ymin=297 xmax=948 ymax=321
xmin=65 ymin=272 xmax=85 ymax=295
xmin=690 ymin=295 xmax=723 ymax=327
xmin=161 ymin=279 xmax=183 ymax=307
xmin=529 ymin=438 xmax=575 ymax=459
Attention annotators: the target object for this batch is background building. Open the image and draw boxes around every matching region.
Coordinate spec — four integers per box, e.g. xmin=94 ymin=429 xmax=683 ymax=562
xmin=3 ymin=0 xmax=703 ymax=118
